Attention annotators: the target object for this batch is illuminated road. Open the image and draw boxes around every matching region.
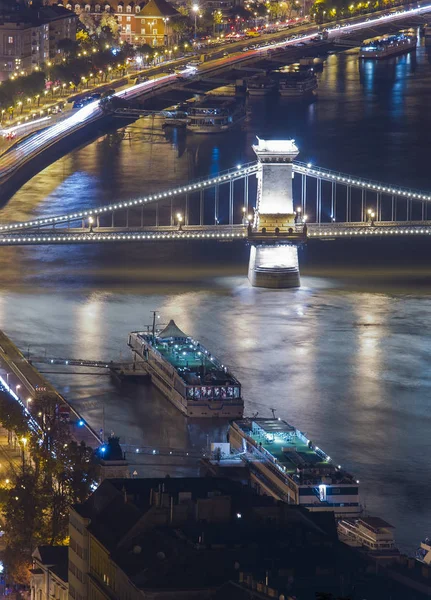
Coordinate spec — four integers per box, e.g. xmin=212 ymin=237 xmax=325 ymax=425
xmin=0 ymin=73 xmax=177 ymax=181
xmin=1 ymin=2 xmax=431 ymax=186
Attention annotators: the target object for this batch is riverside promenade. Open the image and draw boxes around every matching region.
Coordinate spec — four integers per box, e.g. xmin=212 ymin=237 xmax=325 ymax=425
xmin=0 ymin=330 xmax=101 ymax=448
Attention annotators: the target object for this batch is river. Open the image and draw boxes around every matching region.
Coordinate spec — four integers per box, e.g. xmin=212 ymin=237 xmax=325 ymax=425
xmin=0 ymin=38 xmax=431 ymax=554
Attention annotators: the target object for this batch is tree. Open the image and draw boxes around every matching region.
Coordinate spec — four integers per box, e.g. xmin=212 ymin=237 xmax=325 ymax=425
xmin=57 ymin=37 xmax=79 ymax=57
xmin=79 ymin=11 xmax=97 ymax=35
xmin=76 ymin=28 xmax=91 ymax=46
xmin=98 ymin=12 xmax=119 ymax=42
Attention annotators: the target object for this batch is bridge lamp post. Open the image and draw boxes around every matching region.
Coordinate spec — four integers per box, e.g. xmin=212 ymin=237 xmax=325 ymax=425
xmin=16 ymin=384 xmax=21 ymax=397
xmin=88 ymin=216 xmax=94 ymax=233
xmin=177 ymin=213 xmax=183 ymax=231
xmin=367 ymin=208 xmax=375 ymax=223
xmin=26 ymin=397 xmax=32 ymax=410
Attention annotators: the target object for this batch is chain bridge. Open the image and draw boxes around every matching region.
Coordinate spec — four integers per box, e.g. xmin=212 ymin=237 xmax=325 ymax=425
xmin=1 ymin=138 xmax=430 ymax=288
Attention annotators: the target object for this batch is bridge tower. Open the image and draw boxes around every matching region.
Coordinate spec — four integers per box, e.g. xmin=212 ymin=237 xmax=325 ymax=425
xmin=248 ymin=138 xmax=301 ymax=288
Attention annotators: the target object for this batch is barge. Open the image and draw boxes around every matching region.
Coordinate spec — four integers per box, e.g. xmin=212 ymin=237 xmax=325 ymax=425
xmin=128 ymin=320 xmax=244 ymax=418
xmin=277 ymin=68 xmax=318 ymax=97
xmin=229 ymin=418 xmax=361 ymax=517
xmin=187 ymin=97 xmax=245 ymax=133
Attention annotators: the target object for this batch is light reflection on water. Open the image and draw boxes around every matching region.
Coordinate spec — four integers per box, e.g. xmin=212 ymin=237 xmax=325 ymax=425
xmin=0 ymin=47 xmax=430 ymax=554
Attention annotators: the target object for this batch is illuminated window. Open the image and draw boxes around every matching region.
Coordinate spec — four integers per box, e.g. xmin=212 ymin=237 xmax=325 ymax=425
xmin=152 ymin=28 xmax=157 ymax=35
xmin=117 ymin=5 xmax=122 ymax=10
xmin=7 ymin=36 xmax=13 ymax=44
xmin=135 ymin=5 xmax=139 ymax=12
xmin=126 ymin=4 xmax=131 ymax=11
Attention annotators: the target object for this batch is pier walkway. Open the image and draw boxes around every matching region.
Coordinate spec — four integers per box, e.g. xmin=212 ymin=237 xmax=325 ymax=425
xmin=0 ymin=331 xmax=101 ymax=448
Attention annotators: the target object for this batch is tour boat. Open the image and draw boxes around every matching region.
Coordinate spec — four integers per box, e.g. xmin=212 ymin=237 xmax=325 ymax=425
xmin=186 ymin=97 xmax=246 ymax=134
xmin=359 ymin=32 xmax=417 ymax=59
xmin=128 ymin=320 xmax=244 ymax=418
xmin=247 ymin=76 xmax=277 ymax=96
xmin=416 ymin=538 xmax=431 ymax=564
xmin=229 ymin=417 xmax=361 ymax=517
xmin=278 ymin=69 xmax=318 ymax=97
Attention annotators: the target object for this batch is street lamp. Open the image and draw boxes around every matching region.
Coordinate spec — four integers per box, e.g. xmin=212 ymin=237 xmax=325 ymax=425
xmin=163 ymin=17 xmax=169 ymax=45
xmin=193 ymin=4 xmax=200 ymax=39
xmin=16 ymin=384 xmax=21 ymax=396
xmin=26 ymin=397 xmax=32 ymax=410
xmin=20 ymin=436 xmax=27 ymax=468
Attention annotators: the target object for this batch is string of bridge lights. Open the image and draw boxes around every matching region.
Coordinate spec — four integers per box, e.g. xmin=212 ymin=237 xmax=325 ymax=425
xmin=0 ymin=232 xmax=249 ymax=244
xmin=1 ymin=160 xmax=431 ymax=234
xmin=0 ymin=164 xmax=258 ymax=233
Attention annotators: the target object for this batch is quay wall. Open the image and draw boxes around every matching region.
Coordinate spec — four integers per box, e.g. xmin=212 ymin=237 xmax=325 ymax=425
xmin=0 ymin=329 xmax=100 ymax=448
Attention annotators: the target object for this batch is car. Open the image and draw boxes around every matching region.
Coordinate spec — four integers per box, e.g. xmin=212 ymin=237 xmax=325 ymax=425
xmin=90 ymin=92 xmax=102 ymax=100
xmin=223 ymin=51 xmax=229 ymax=57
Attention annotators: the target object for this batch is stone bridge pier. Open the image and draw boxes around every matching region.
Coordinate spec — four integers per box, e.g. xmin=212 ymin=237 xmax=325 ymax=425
xmin=248 ymin=138 xmax=301 ymax=288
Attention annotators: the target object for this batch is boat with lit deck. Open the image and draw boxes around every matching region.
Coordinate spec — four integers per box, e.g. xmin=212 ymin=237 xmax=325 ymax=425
xmin=359 ymin=32 xmax=417 ymax=59
xmin=229 ymin=418 xmax=361 ymax=517
xmin=128 ymin=320 xmax=244 ymax=418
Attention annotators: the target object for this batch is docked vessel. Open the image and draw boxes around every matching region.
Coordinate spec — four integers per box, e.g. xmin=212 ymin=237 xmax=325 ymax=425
xmin=416 ymin=538 xmax=431 ymax=564
xmin=186 ymin=97 xmax=246 ymax=133
xmin=229 ymin=418 xmax=361 ymax=517
xmin=128 ymin=320 xmax=244 ymax=418
xmin=359 ymin=32 xmax=417 ymax=59
xmin=277 ymin=69 xmax=318 ymax=97
xmin=247 ymin=76 xmax=277 ymax=96
xmin=338 ymin=517 xmax=398 ymax=555
xmin=163 ymin=104 xmax=189 ymax=128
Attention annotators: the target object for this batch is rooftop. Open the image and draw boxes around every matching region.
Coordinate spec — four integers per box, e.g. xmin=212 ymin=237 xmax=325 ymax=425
xmin=0 ymin=5 xmax=76 ymax=25
xmin=139 ymin=0 xmax=179 ymax=17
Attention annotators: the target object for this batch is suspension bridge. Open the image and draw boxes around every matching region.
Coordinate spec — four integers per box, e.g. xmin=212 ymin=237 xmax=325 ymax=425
xmin=1 ymin=138 xmax=430 ymax=287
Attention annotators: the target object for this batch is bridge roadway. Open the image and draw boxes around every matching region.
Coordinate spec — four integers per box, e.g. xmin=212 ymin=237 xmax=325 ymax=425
xmin=2 ymin=158 xmax=431 ymax=234
xmin=0 ymin=330 xmax=101 ymax=447
xmin=0 ymin=222 xmax=431 ymax=245
xmin=1 ymin=3 xmax=431 ymax=187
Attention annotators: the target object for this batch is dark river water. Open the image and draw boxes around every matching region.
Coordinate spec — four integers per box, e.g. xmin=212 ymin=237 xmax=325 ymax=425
xmin=1 ymin=38 xmax=431 ymax=554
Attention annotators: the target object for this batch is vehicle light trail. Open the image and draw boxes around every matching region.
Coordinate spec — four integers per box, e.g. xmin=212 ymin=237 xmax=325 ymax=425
xmin=0 ymin=3 xmax=430 ymax=184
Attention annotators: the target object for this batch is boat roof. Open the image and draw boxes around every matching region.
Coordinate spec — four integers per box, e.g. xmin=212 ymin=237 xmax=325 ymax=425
xmin=158 ymin=320 xmax=188 ymax=340
xmin=359 ymin=517 xmax=394 ymax=530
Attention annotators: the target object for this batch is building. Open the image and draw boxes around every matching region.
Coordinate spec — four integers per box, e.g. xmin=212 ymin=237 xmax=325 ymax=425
xmin=0 ymin=4 xmax=77 ymax=79
xmin=95 ymin=436 xmax=130 ymax=482
xmin=69 ymin=476 xmax=372 ymax=600
xmin=30 ymin=546 xmax=69 ymax=600
xmin=60 ymin=0 xmax=179 ymax=46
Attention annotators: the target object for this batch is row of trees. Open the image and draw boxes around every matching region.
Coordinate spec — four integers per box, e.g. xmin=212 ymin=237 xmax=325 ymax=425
xmin=0 ymin=390 xmax=97 ymax=585
xmin=310 ymin=0 xmax=405 ymax=22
